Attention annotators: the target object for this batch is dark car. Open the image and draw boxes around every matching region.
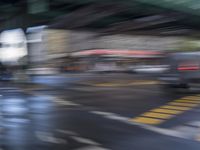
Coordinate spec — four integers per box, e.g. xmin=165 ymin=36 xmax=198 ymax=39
xmin=160 ymin=52 xmax=200 ymax=89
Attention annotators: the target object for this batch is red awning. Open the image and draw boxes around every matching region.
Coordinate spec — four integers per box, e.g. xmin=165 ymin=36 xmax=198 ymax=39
xmin=72 ymin=49 xmax=163 ymax=57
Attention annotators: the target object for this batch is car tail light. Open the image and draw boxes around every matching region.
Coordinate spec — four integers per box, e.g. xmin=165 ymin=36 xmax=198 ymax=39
xmin=177 ymin=65 xmax=199 ymax=71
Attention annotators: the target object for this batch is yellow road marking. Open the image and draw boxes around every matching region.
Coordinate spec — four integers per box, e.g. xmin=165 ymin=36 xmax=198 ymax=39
xmin=182 ymin=96 xmax=200 ymax=100
xmin=161 ymin=105 xmax=191 ymax=111
xmin=169 ymin=102 xmax=198 ymax=107
xmin=142 ymin=112 xmax=172 ymax=119
xmin=151 ymin=108 xmax=183 ymax=114
xmin=94 ymin=80 xmax=159 ymax=87
xmin=131 ymin=95 xmax=200 ymax=125
xmin=132 ymin=117 xmax=163 ymax=125
xmin=175 ymin=99 xmax=200 ymax=104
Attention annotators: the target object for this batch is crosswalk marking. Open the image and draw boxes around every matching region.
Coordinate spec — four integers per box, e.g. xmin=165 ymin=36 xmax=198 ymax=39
xmin=132 ymin=117 xmax=163 ymax=125
xmin=150 ymin=108 xmax=183 ymax=114
xmin=142 ymin=112 xmax=172 ymax=119
xmin=182 ymin=96 xmax=200 ymax=100
xmin=169 ymin=102 xmax=198 ymax=107
xmin=131 ymin=94 xmax=200 ymax=125
xmin=175 ymin=99 xmax=200 ymax=104
xmin=161 ymin=105 xmax=191 ymax=111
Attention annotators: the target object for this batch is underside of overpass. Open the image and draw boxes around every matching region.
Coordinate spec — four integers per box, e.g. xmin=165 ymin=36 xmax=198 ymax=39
xmin=1 ymin=0 xmax=200 ymax=36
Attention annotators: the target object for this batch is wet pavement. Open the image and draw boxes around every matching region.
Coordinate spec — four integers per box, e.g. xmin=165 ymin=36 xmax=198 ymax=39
xmin=0 ymin=73 xmax=200 ymax=150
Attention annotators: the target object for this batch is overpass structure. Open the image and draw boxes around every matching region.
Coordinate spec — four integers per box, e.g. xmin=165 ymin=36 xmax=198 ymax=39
xmin=0 ymin=0 xmax=200 ymax=36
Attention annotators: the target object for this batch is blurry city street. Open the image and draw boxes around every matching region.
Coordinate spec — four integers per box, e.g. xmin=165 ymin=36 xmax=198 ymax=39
xmin=2 ymin=0 xmax=200 ymax=149
xmin=1 ymin=72 xmax=200 ymax=150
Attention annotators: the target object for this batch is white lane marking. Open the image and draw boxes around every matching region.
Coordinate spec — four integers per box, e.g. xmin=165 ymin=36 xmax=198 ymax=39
xmin=138 ymin=123 xmax=187 ymax=138
xmin=74 ymin=146 xmax=110 ymax=150
xmin=71 ymin=136 xmax=101 ymax=146
xmin=54 ymin=98 xmax=80 ymax=106
xmin=56 ymin=129 xmax=102 ymax=146
xmin=4 ymin=118 xmax=30 ymax=124
xmin=91 ymin=111 xmax=114 ymax=116
xmin=105 ymin=114 xmax=130 ymax=121
xmin=56 ymin=129 xmax=110 ymax=149
xmin=29 ymin=95 xmax=54 ymax=102
xmin=91 ymin=111 xmax=129 ymax=121
xmin=27 ymin=91 xmax=80 ymax=107
xmin=56 ymin=129 xmax=79 ymax=136
xmin=171 ymin=126 xmax=198 ymax=139
xmin=35 ymin=131 xmax=67 ymax=144
xmin=90 ymin=110 xmax=189 ymax=139
xmin=188 ymin=121 xmax=200 ymax=127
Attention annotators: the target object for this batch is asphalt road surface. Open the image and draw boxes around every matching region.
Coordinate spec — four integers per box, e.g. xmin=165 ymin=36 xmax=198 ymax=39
xmin=1 ymin=73 xmax=200 ymax=150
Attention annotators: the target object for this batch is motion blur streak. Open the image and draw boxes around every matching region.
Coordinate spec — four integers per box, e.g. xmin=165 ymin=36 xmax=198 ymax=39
xmin=1 ymin=0 xmax=200 ymax=150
